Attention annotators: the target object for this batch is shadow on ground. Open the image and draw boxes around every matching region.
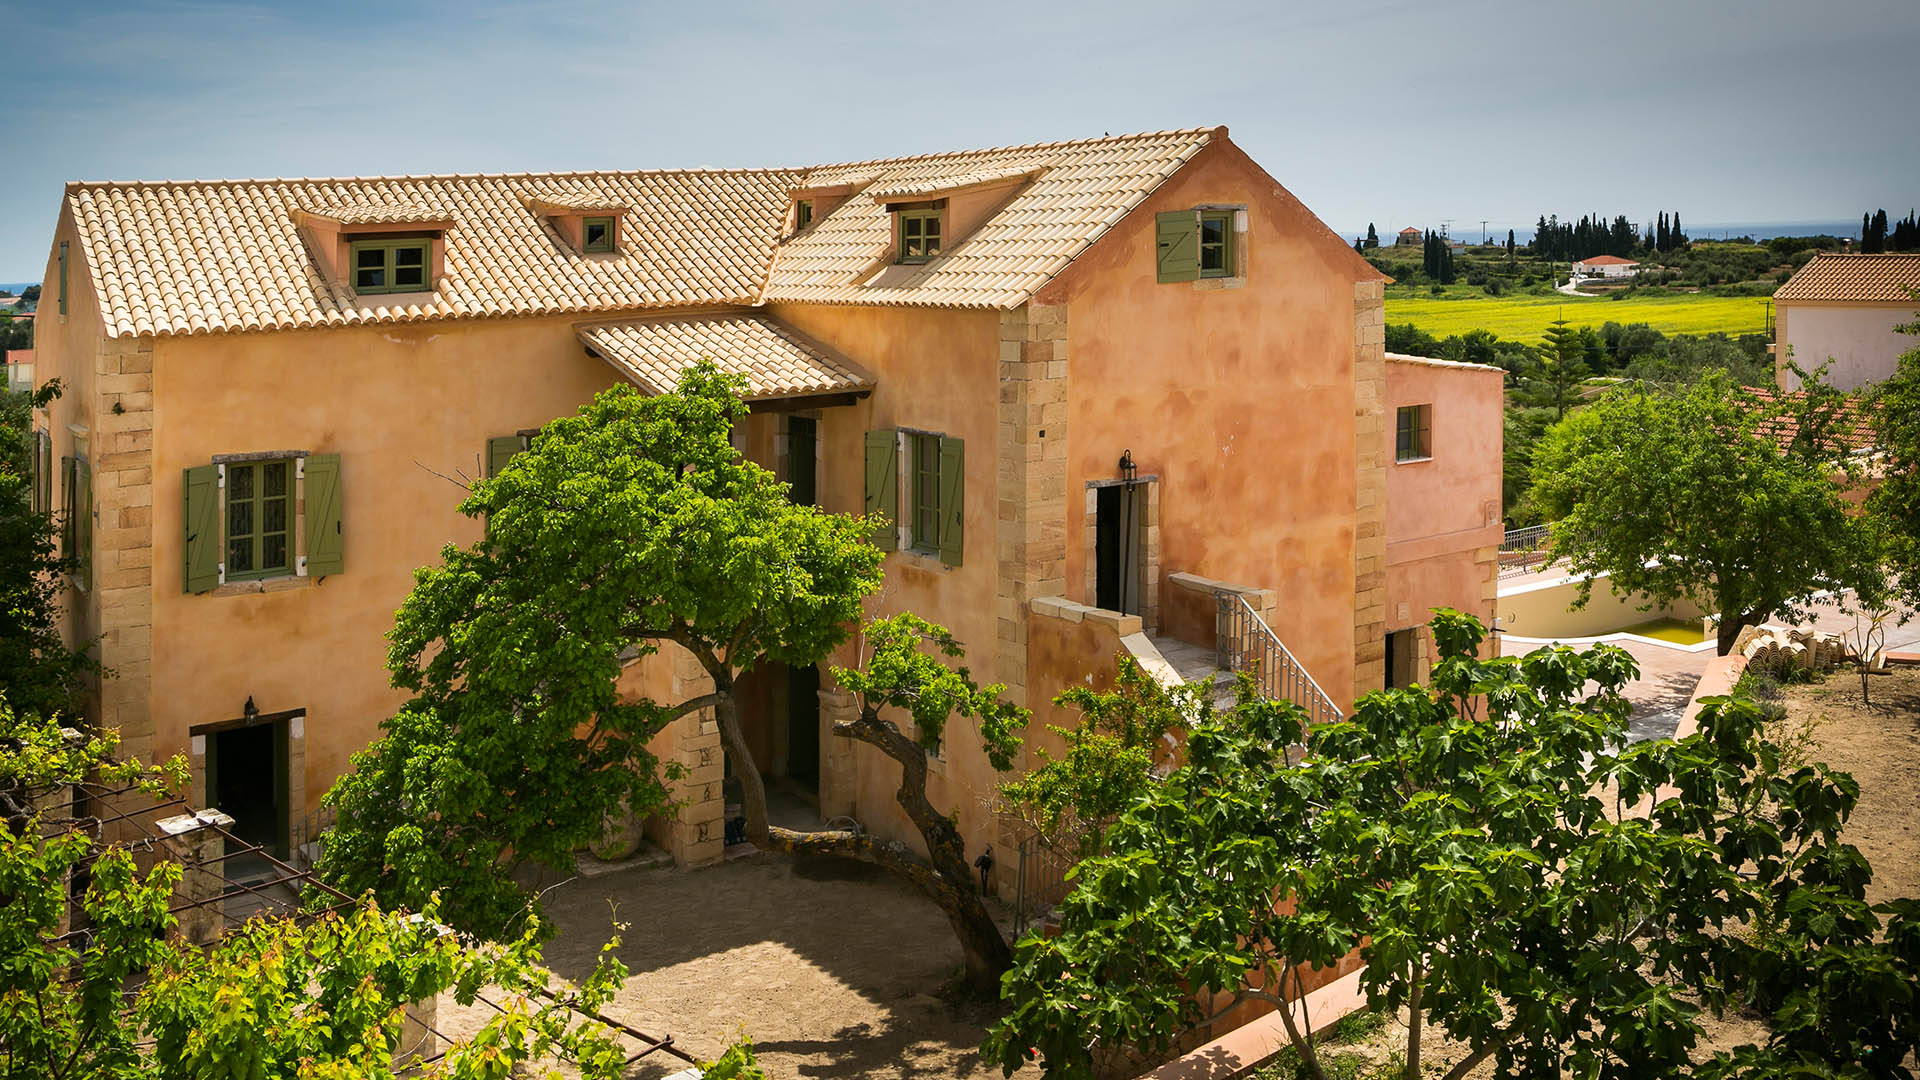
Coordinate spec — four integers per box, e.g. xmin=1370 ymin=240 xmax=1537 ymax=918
xmin=520 ymin=852 xmax=1026 ymax=1080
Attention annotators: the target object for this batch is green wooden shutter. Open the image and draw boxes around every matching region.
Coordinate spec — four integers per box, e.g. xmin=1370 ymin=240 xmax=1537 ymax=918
xmin=304 ymin=454 xmax=344 ymax=577
xmin=486 ymin=435 xmax=524 ymax=478
xmin=35 ymin=432 xmax=50 ymax=516
xmin=863 ymin=430 xmax=898 ymax=551
xmin=937 ymin=437 xmax=964 ymax=567
xmin=1156 ymin=210 xmax=1200 ymax=283
xmin=182 ymin=465 xmax=220 ymax=594
xmin=74 ymin=459 xmax=91 ymax=587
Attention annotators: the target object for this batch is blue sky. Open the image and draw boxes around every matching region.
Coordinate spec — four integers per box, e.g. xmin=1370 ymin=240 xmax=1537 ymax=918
xmin=3 ymin=0 xmax=1917 ymax=280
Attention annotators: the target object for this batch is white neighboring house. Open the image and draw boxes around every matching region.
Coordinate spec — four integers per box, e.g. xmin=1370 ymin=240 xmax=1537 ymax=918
xmin=1572 ymin=254 xmax=1640 ymax=279
xmin=1774 ymin=253 xmax=1920 ymax=392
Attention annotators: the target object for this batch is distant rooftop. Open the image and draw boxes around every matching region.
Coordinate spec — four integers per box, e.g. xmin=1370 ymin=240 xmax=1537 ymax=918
xmin=1774 ymin=252 xmax=1920 ymax=304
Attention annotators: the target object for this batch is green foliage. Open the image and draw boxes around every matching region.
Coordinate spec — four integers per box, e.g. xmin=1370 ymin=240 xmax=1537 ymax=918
xmin=996 ymin=655 xmax=1183 ymax=860
xmin=1866 ymin=319 xmax=1920 ymax=608
xmin=833 ymin=612 xmax=1027 ymax=769
xmin=320 ymin=363 xmax=885 ymax=939
xmin=700 ymin=1039 xmax=769 ymax=1080
xmin=0 ymin=703 xmax=677 ymax=1079
xmin=0 ymin=313 xmax=31 ymax=351
xmin=1521 ymin=318 xmax=1590 ymax=419
xmin=1530 ymin=372 xmax=1882 ymax=653
xmin=0 ymin=381 xmax=101 ymax=718
xmin=985 ymin=612 xmax=1919 ymax=1080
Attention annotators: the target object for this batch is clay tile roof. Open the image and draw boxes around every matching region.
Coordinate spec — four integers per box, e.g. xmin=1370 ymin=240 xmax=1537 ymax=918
xmin=1576 ymin=255 xmax=1637 ymax=265
xmin=763 ymin=127 xmax=1219 ymax=309
xmin=867 ymin=166 xmax=1043 ymax=201
xmin=70 ymin=169 xmax=801 ymax=338
xmin=1745 ymin=388 xmax=1876 ymax=454
xmin=1774 ymin=253 xmax=1920 ymax=303
xmin=65 ymin=128 xmax=1221 ymax=337
xmin=300 ymin=199 xmax=446 ymax=225
xmin=521 ymin=190 xmax=630 ymax=214
xmin=579 ymin=312 xmax=875 ymax=401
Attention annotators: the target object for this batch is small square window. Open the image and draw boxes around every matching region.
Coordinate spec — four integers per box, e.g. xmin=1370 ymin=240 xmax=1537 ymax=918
xmin=1199 ymin=211 xmax=1234 ymax=277
xmin=583 ymin=216 xmax=614 ymax=253
xmin=349 ymin=238 xmax=434 ymax=294
xmin=897 ymin=209 xmax=942 ymax=264
xmin=1396 ymin=404 xmax=1432 ymax=462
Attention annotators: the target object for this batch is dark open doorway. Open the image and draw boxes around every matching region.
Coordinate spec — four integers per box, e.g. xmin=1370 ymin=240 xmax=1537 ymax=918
xmin=787 ymin=663 xmax=820 ymax=790
xmin=1095 ymin=482 xmax=1144 ymax=615
xmin=786 ymin=416 xmax=817 ymax=507
xmin=205 ymin=715 xmax=290 ymax=881
xmin=1385 ymin=628 xmax=1419 ymax=690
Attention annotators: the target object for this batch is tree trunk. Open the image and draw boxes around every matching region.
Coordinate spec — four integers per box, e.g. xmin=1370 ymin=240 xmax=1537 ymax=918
xmin=709 ymin=675 xmax=772 ymax=848
xmin=679 ymin=641 xmax=1010 ymax=992
xmin=762 ymin=705 xmax=1013 ymax=994
xmin=1717 ymin=608 xmax=1761 ymax=656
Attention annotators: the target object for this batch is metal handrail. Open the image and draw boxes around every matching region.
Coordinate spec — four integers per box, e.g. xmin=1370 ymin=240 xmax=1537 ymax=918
xmin=1498 ymin=523 xmax=1554 ymax=577
xmin=1214 ymin=592 xmax=1343 ymax=726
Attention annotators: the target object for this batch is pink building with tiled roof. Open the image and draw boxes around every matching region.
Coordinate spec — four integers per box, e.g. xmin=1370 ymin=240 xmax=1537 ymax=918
xmin=29 ymin=126 xmax=1499 ymax=877
xmin=1774 ymin=252 xmax=1920 ymax=392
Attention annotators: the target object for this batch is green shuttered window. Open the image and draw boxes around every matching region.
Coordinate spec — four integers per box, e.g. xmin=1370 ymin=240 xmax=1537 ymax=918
xmin=1157 ymin=209 xmax=1237 ymax=282
xmin=182 ymin=453 xmax=344 ymax=594
xmin=225 ymin=460 xmax=292 ymax=580
xmin=349 ymin=238 xmax=432 ymax=294
xmin=487 ymin=434 xmax=529 ymax=477
xmin=304 ymin=454 xmax=344 ymax=576
xmin=863 ymin=430 xmax=898 ymax=551
xmin=868 ymin=429 xmax=962 ymax=566
xmin=58 ymin=241 xmax=69 ymax=315
xmin=1156 ymin=211 xmax=1199 ymax=282
xmin=61 ymin=455 xmax=90 ymax=589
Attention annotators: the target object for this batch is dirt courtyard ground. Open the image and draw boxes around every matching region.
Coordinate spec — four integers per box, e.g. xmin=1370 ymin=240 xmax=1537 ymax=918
xmin=434 ymin=852 xmax=1037 ymax=1079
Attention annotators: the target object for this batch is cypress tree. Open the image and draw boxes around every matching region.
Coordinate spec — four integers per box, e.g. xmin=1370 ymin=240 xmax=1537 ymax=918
xmin=1863 ymin=213 xmax=1874 ymax=249
xmin=1366 ymin=223 xmax=1379 ymax=248
xmin=1672 ymin=212 xmax=1684 ymax=247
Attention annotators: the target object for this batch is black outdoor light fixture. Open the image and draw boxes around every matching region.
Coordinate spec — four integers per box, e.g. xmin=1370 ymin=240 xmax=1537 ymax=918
xmin=243 ymin=696 xmax=258 ymax=721
xmin=1118 ymin=449 xmax=1137 ymax=482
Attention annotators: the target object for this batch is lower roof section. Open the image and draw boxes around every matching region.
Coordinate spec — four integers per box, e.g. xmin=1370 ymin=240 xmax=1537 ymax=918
xmin=578 ymin=311 xmax=876 ymax=405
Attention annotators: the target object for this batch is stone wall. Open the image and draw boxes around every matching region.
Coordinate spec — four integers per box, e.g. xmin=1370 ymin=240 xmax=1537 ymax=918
xmin=1351 ymin=281 xmax=1388 ymax=703
xmin=994 ymin=302 xmax=1072 ymax=707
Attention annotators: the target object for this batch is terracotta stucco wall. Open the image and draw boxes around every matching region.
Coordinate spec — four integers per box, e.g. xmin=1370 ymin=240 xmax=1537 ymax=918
xmin=763 ymin=302 xmax=1006 ymax=859
xmin=1037 ymin=137 xmax=1375 ymax=707
xmin=145 ymin=314 xmax=632 ymax=811
xmin=1776 ymin=302 xmax=1920 ymax=392
xmin=1383 ymin=357 xmax=1503 ymax=643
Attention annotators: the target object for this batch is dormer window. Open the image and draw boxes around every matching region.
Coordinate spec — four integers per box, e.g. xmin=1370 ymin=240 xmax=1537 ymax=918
xmin=794 ymin=199 xmax=814 ymax=231
xmin=521 ymin=194 xmax=627 ymax=256
xmin=583 ymin=216 xmax=615 ymax=253
xmin=349 ymin=237 xmax=433 ymax=294
xmin=296 ymin=202 xmax=451 ymax=299
xmin=897 ymin=206 xmax=942 ymax=264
